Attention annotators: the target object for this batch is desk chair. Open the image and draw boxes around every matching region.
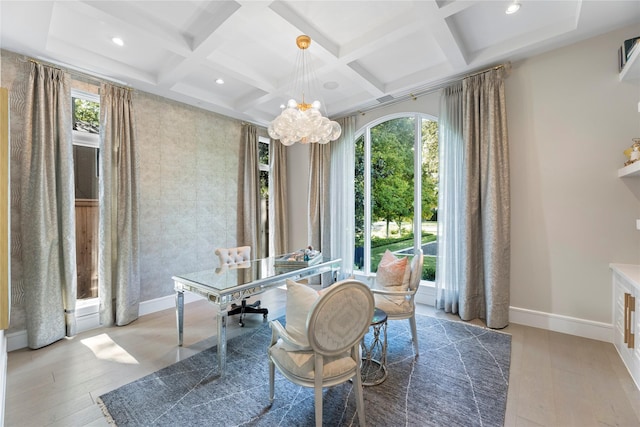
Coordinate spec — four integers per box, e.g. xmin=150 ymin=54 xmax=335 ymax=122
xmin=215 ymin=246 xmax=268 ymax=327
xmin=268 ymin=279 xmax=374 ymax=427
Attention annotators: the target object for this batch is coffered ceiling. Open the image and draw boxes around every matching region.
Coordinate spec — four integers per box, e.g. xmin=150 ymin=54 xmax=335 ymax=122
xmin=1 ymin=1 xmax=638 ymax=126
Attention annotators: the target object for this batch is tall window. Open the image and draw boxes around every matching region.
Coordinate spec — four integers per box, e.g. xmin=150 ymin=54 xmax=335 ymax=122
xmin=354 ymin=114 xmax=438 ymax=282
xmin=258 ymin=136 xmax=270 ymax=257
xmin=72 ymin=89 xmax=100 ymax=300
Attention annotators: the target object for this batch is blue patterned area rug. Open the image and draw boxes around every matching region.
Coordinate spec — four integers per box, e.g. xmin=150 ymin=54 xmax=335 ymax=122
xmin=97 ymin=314 xmax=511 ymax=426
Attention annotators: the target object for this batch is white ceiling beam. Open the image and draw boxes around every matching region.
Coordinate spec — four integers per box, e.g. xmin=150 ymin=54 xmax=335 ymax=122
xmin=414 ymin=1 xmax=470 ymax=69
xmin=268 ymin=1 xmax=340 ymax=58
xmin=190 ymin=1 xmax=242 ymax=50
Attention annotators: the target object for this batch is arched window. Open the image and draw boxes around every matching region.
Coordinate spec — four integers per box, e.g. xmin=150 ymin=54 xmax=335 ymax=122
xmin=354 ymin=113 xmax=438 ymax=282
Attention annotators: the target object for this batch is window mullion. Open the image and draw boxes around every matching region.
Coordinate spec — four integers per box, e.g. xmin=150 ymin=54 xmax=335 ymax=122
xmin=364 ymin=127 xmax=372 ymax=274
xmin=414 ymin=115 xmax=422 ymax=251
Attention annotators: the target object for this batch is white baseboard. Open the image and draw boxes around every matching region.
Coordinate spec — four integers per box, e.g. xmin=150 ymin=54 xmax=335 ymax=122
xmin=508 ymin=306 xmax=613 ymax=343
xmin=1 ymin=331 xmax=7 ymax=427
xmin=415 ymin=283 xmax=436 ymax=306
xmin=138 ymin=292 xmax=203 ymax=316
xmin=6 ymin=291 xmax=613 ymax=351
xmin=415 ymin=283 xmax=613 ymax=343
xmin=7 ymin=293 xmax=206 ymax=352
xmin=6 ymin=330 xmax=26 ymax=353
xmin=76 ymin=312 xmax=100 ymax=333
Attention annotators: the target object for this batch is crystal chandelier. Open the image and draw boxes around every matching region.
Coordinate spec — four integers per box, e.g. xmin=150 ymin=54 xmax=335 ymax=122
xmin=268 ymin=35 xmax=341 ymax=146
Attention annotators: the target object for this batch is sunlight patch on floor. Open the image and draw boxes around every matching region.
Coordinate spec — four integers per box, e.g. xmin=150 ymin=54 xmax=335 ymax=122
xmin=81 ymin=333 xmax=139 ymax=364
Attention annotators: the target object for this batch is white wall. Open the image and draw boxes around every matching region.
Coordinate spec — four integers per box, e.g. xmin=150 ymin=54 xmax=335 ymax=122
xmin=287 ymin=25 xmax=640 ymax=339
xmin=507 ymin=25 xmax=640 ymax=329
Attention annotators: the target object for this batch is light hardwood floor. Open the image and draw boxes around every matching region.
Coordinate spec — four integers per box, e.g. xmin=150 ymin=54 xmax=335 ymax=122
xmin=5 ymin=288 xmax=640 ymax=426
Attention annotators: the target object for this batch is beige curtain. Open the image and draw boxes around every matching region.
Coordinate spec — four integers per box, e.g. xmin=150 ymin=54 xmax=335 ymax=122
xmin=308 ymin=143 xmax=331 ymax=285
xmin=21 ymin=62 xmax=77 ymax=348
xmin=308 ymin=144 xmax=330 ymax=254
xmin=461 ymin=68 xmax=510 ymax=328
xmin=98 ymin=83 xmax=141 ymax=327
xmin=238 ymin=124 xmax=261 ymax=254
xmin=270 ymin=138 xmax=288 ymax=256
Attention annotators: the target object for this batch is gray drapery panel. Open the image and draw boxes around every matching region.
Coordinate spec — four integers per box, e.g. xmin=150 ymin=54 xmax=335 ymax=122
xmin=98 ymin=83 xmax=141 ymax=327
xmin=21 ymin=62 xmax=77 ymax=348
xmin=238 ymin=125 xmax=261 ymax=254
xmin=329 ymin=116 xmax=356 ymax=278
xmin=461 ymin=68 xmax=510 ymax=328
xmin=435 ymin=82 xmax=464 ymax=314
xmin=270 ymin=138 xmax=288 ymax=256
xmin=436 ymin=69 xmax=510 ymax=329
xmin=308 ymin=143 xmax=330 ymax=285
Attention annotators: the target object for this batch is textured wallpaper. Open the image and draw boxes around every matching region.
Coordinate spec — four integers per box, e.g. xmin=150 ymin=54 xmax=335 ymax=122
xmin=2 ymin=49 xmax=28 ymax=335
xmin=134 ymin=91 xmax=241 ymax=301
xmin=1 ymin=48 xmax=242 ymax=332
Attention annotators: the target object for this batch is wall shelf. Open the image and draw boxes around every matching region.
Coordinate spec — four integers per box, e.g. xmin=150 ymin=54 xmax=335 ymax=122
xmin=620 ymin=43 xmax=640 ymax=81
xmin=619 ymin=161 xmax=640 ymax=177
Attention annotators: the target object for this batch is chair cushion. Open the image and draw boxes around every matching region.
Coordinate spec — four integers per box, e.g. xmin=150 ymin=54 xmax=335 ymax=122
xmin=375 ymin=250 xmax=411 ymax=305
xmin=374 ymin=293 xmax=412 ymax=316
xmin=269 ymin=340 xmax=356 ymax=381
xmin=285 ymin=279 xmax=320 ymax=346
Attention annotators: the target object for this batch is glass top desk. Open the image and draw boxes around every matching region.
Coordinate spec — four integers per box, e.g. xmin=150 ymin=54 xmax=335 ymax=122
xmin=172 ymin=256 xmax=341 ymax=375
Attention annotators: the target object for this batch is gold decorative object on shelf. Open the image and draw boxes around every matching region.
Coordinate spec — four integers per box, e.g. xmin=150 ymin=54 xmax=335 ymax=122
xmin=624 ymin=138 xmax=640 ymax=167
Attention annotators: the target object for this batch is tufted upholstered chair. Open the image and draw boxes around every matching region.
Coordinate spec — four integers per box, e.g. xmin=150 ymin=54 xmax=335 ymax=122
xmin=267 ymin=279 xmax=374 ymax=427
xmin=216 ymin=246 xmax=251 ymax=267
xmin=215 ymin=246 xmax=268 ymax=326
xmin=370 ymin=248 xmax=424 ymax=355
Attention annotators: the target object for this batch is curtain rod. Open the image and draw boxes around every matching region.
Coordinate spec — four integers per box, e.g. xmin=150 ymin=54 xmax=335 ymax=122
xmin=343 ymin=62 xmax=510 ymax=118
xmin=25 ymin=57 xmax=132 ymax=91
xmin=464 ymin=62 xmax=509 ymax=79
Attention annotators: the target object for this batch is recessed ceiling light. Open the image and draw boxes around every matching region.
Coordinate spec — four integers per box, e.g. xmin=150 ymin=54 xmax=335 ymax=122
xmin=215 ymin=78 xmax=224 ymax=85
xmin=323 ymin=81 xmax=339 ymax=90
xmin=111 ymin=37 xmax=124 ymax=46
xmin=505 ymin=2 xmax=521 ymax=14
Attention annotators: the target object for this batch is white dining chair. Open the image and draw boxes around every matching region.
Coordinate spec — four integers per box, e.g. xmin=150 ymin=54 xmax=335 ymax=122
xmin=370 ymin=248 xmax=424 ymax=355
xmin=267 ymin=279 xmax=374 ymax=427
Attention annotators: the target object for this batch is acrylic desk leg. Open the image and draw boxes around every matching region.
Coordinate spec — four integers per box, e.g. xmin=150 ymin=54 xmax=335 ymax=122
xmin=217 ymin=310 xmax=227 ymax=375
xmin=176 ymin=291 xmax=184 ymax=346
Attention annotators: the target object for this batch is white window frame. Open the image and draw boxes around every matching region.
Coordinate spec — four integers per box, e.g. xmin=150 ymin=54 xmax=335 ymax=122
xmin=72 ymin=89 xmax=100 ymax=149
xmin=354 ymin=112 xmax=436 ymax=280
xmin=71 ymin=89 xmax=101 ymax=328
xmin=258 ymin=136 xmax=273 ymax=257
